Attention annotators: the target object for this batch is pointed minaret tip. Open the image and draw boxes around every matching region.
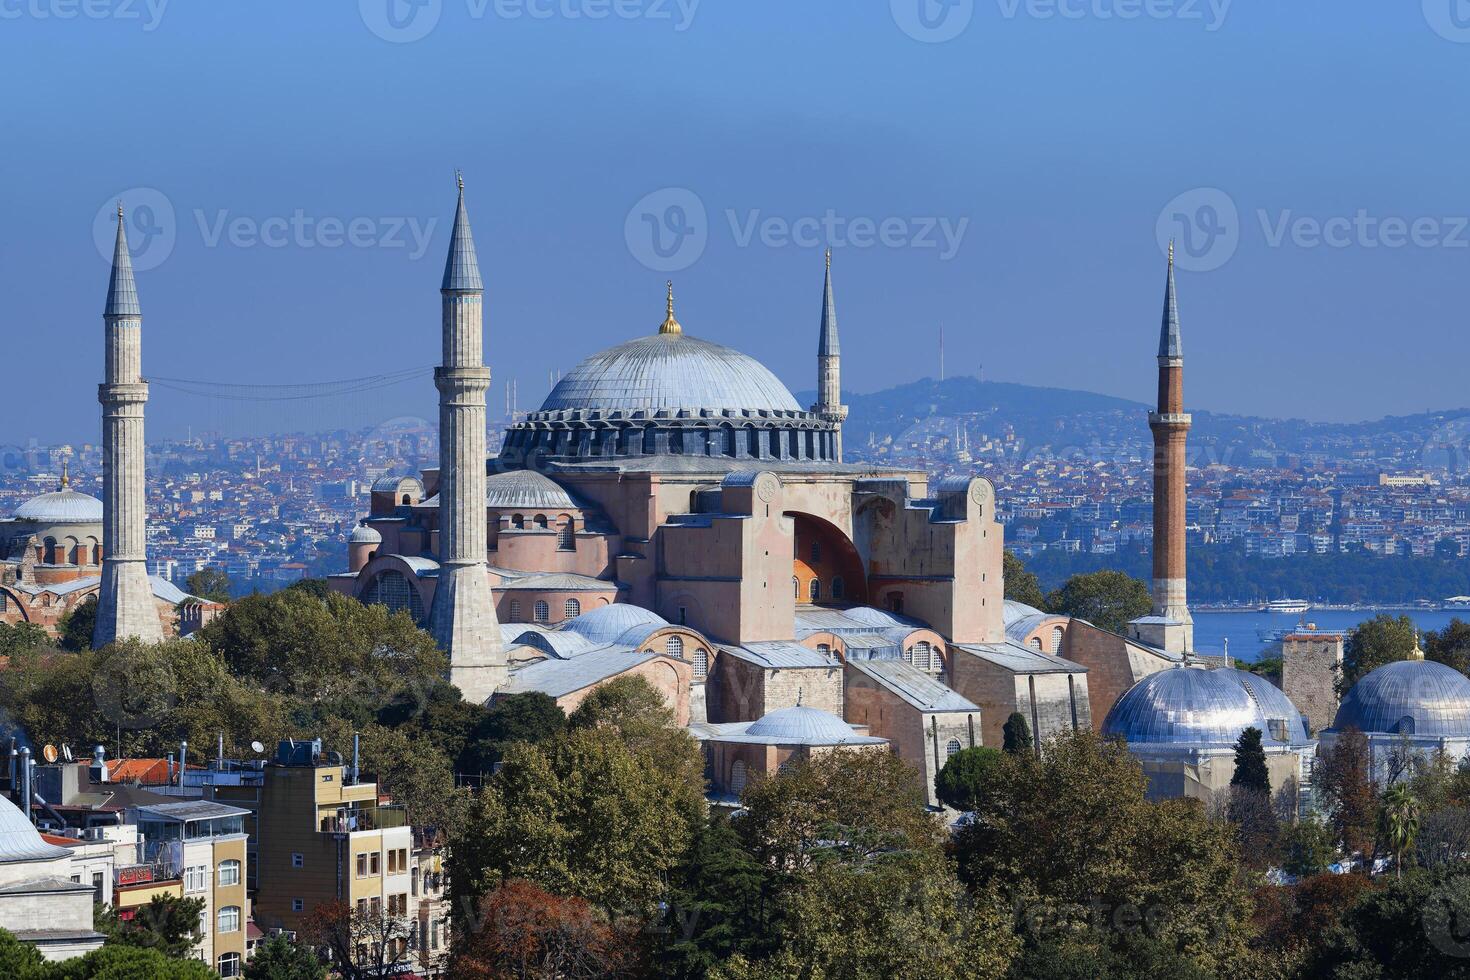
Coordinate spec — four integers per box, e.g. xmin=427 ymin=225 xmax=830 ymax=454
xmin=659 ymin=280 xmax=682 ymax=335
xmin=817 ymin=248 xmax=839 ymax=357
xmin=1158 ymin=241 xmax=1181 ymax=360
xmin=105 ymin=204 xmax=142 ymax=318
xmin=441 ymin=175 xmax=483 ymax=292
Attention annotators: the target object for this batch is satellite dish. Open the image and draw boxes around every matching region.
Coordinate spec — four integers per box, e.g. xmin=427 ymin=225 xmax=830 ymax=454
xmin=42 ymin=744 xmax=58 ymax=764
xmin=250 ymin=741 xmax=265 ymax=754
xmin=62 ymin=745 xmax=73 ymax=763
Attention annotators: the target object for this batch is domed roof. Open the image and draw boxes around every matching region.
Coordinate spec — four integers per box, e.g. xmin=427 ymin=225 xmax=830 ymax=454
xmin=562 ymin=603 xmax=668 ymax=644
xmin=1332 ymin=659 xmax=1470 ymax=738
xmin=13 ymin=487 xmax=103 ymax=524
xmin=484 ymin=470 xmax=579 ymax=510
xmin=0 ymin=790 xmax=70 ymax=864
xmin=371 ymin=475 xmax=424 ymax=495
xmin=746 ymin=705 xmax=862 ymax=742
xmin=539 ymin=333 xmax=802 ymax=415
xmin=349 ymin=523 xmax=382 ymax=544
xmin=1102 ymin=665 xmax=1311 ymax=750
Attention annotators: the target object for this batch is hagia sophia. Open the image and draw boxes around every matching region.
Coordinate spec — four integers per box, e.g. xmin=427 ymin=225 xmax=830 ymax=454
xmin=5 ymin=181 xmax=1470 ymax=809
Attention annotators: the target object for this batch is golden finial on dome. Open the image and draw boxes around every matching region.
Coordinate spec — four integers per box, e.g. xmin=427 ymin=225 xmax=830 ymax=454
xmin=659 ymin=280 xmax=682 ymax=335
xmin=59 ymin=460 xmax=70 ymax=489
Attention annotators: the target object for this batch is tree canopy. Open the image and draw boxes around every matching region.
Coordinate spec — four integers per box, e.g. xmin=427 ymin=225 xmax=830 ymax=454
xmin=185 ymin=567 xmax=233 ymax=603
xmin=1004 ymin=550 xmax=1047 ymax=610
xmin=1342 ymin=613 xmax=1418 ymax=692
xmin=1044 ymin=570 xmax=1152 ymax=634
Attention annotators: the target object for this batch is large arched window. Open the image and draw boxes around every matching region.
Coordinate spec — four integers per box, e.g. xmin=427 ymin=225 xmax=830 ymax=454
xmin=533 ymin=600 xmax=550 ymax=623
xmin=946 ymin=738 xmax=962 ymax=757
xmin=564 ymin=598 xmax=581 ymax=619
xmin=1051 ymin=625 xmax=1065 ymax=653
xmin=692 ymin=647 xmax=708 ymax=679
xmin=557 ymin=517 xmax=575 ymax=551
xmin=666 ymin=635 xmax=684 ymax=658
xmin=730 ymin=759 xmax=747 ymax=796
xmin=830 ymin=576 xmax=844 ymax=600
xmin=809 ymin=579 xmax=820 ymax=602
xmin=362 ymin=570 xmax=424 ymax=621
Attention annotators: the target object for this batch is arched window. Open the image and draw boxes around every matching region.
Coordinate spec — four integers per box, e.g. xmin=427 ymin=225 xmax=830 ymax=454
xmin=831 ymin=576 xmax=844 ymax=600
xmin=564 ymin=598 xmax=581 ymax=619
xmin=534 ymin=600 xmax=550 ymax=623
xmin=557 ymin=517 xmax=575 ymax=550
xmin=816 ymin=643 xmax=831 ymax=656
xmin=401 ymin=494 xmax=412 ymax=506
xmin=902 ymin=644 xmax=914 ymax=666
xmin=792 ymin=576 xmax=800 ymax=599
xmin=809 ymin=579 xmax=820 ymax=602
xmin=666 ymin=635 xmax=684 ymax=658
xmin=533 ymin=514 xmax=548 ymax=529
xmin=217 ymin=905 xmax=240 ymax=933
xmin=511 ymin=514 xmax=525 ymax=529
xmin=508 ymin=599 xmax=521 ymax=621
xmin=362 ymin=570 xmax=425 ymax=621
xmin=1030 ymin=636 xmax=1043 ymax=650
xmin=810 ymin=541 xmax=821 ymax=563
xmin=218 ymin=859 xmax=240 ymax=886
xmin=1050 ymin=625 xmax=1065 ymax=653
xmin=218 ymin=952 xmax=241 ymax=978
xmin=692 ymin=647 xmax=708 ymax=678
xmin=946 ymin=739 xmax=962 ymax=757
xmin=912 ymin=641 xmax=933 ymax=671
xmin=43 ymin=537 xmax=57 ymax=565
xmin=730 ymin=759 xmax=747 ymax=796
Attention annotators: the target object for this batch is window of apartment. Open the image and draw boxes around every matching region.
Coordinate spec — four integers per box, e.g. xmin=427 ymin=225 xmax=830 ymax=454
xmin=91 ymin=871 xmax=104 ymax=904
xmin=218 ymin=859 xmax=241 ymax=887
xmin=218 ymin=905 xmax=241 ymax=933
xmin=218 ymin=952 xmax=241 ymax=978
xmin=370 ymin=852 xmax=381 ymax=876
xmin=292 ymin=899 xmax=304 ymax=913
xmin=291 ymin=852 xmax=304 ymax=869
xmin=357 ymin=898 xmax=368 ymax=915
xmin=369 ymin=896 xmax=381 ymax=917
xmin=356 ymin=853 xmax=368 ymax=878
xmin=185 ymin=865 xmax=208 ymax=892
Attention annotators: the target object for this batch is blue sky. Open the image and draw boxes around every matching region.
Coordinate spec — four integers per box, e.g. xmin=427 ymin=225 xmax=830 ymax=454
xmin=2 ymin=1 xmax=1468 ymax=441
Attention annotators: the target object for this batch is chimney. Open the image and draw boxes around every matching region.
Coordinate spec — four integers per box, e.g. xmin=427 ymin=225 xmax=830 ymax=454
xmin=178 ymin=740 xmax=187 ymax=787
xmin=352 ymin=733 xmax=360 ymax=786
xmin=19 ymin=748 xmax=31 ymax=825
xmin=90 ymin=745 xmax=109 ymax=784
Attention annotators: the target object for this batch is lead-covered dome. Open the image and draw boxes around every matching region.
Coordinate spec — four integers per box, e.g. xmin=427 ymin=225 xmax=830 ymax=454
xmin=541 ymin=333 xmax=802 ymax=415
xmin=1103 ymin=665 xmax=1311 ymax=750
xmin=13 ymin=487 xmax=103 ymax=524
xmin=1332 ymin=659 xmax=1470 ymax=738
xmin=746 ymin=705 xmax=865 ymax=743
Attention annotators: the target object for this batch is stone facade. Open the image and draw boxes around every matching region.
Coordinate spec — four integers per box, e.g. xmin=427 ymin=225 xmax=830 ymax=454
xmin=1061 ymin=619 xmax=1174 ymax=728
xmin=1282 ymin=633 xmax=1344 ymax=736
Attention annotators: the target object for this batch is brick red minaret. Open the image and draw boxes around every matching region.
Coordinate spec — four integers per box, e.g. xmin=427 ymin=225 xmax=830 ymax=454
xmin=1139 ymin=242 xmax=1193 ymax=653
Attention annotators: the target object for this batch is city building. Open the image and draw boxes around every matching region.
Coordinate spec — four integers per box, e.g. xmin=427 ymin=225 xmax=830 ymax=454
xmin=0 ymin=792 xmax=105 ymax=961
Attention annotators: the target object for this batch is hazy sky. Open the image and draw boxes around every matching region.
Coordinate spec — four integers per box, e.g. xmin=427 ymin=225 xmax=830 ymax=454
xmin=2 ymin=2 xmax=1467 ymax=442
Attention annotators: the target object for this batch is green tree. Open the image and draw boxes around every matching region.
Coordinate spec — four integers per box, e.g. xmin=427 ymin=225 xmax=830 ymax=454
xmin=185 ymin=567 xmax=232 ymax=603
xmin=1231 ymin=727 xmax=1271 ymax=794
xmin=1002 ymin=712 xmax=1032 ymax=756
xmin=96 ymin=894 xmax=206 ymax=958
xmin=1341 ymin=613 xmax=1417 ymax=692
xmin=1425 ymin=617 xmax=1470 ymax=678
xmin=1308 ymin=865 xmax=1470 ymax=979
xmin=1316 ymin=727 xmax=1380 ymax=859
xmin=953 ymin=729 xmax=1252 ymax=973
xmin=459 ymin=692 xmax=565 ymax=775
xmin=244 ymin=933 xmax=328 ymax=980
xmin=0 ymin=927 xmax=44 ymax=979
xmin=656 ymin=813 xmax=773 ymax=978
xmin=1379 ymin=783 xmax=1422 ymax=879
xmin=1280 ymin=816 xmax=1337 ymax=878
xmin=1228 ymin=727 xmax=1277 ymax=865
xmin=57 ymin=598 xmax=96 ymax=653
xmin=351 ymin=723 xmax=467 ymax=833
xmin=0 ymin=621 xmax=51 ymax=657
xmin=935 ymin=746 xmax=1005 ymax=811
xmin=1004 ymin=550 xmax=1047 ymax=610
xmin=1044 ymin=570 xmax=1151 ymax=635
xmin=46 ymin=943 xmax=219 ymax=979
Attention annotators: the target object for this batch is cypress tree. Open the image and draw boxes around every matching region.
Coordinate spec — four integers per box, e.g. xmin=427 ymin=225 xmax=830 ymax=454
xmin=1003 ymin=712 xmax=1033 ymax=756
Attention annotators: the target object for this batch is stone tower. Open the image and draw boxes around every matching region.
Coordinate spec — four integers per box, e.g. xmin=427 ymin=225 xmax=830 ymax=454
xmin=812 ymin=249 xmax=848 ymax=460
xmin=94 ymin=206 xmax=164 ymax=648
xmin=1131 ymin=243 xmax=1193 ymax=653
xmin=426 ymin=175 xmax=505 ymax=703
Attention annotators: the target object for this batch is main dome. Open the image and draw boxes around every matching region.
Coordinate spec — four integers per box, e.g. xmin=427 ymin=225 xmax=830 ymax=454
xmin=13 ymin=487 xmax=103 ymax=524
xmin=1331 ymin=659 xmax=1470 ymax=738
xmin=540 ymin=333 xmax=802 ymax=415
xmin=1102 ymin=665 xmax=1311 ymax=750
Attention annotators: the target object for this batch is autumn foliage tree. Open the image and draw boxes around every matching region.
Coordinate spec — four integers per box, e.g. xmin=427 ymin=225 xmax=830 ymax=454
xmin=453 ymin=880 xmax=638 ymax=979
xmin=1316 ymin=727 xmax=1380 ymax=860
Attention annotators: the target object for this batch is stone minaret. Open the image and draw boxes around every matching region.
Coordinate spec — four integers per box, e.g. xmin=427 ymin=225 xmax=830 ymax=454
xmin=1133 ymin=243 xmax=1193 ymax=653
xmin=427 ymin=175 xmax=505 ymax=702
xmin=812 ymin=249 xmax=848 ymax=460
xmin=94 ymin=206 xmax=163 ymax=647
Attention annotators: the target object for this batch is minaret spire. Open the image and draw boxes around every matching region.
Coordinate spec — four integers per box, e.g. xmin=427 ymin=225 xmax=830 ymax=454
xmin=812 ymin=248 xmax=847 ymax=461
xmin=427 ymin=175 xmax=505 ymax=702
xmin=94 ymin=206 xmax=163 ymax=648
xmin=1131 ymin=243 xmax=1193 ymax=654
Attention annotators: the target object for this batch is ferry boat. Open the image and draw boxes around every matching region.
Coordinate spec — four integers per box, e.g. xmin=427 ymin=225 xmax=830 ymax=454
xmin=1261 ymin=599 xmax=1311 ymax=615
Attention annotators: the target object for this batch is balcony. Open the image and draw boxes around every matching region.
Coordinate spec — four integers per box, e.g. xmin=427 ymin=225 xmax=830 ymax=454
xmin=319 ymin=804 xmax=407 ymax=834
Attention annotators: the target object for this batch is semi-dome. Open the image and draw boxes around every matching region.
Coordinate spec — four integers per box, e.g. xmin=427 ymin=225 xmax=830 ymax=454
xmin=541 ymin=333 xmax=802 ymax=415
xmin=1332 ymin=659 xmax=1470 ymax=738
xmin=1103 ymin=665 xmax=1311 ymax=750
xmin=13 ymin=487 xmax=103 ymax=524
xmin=745 ymin=705 xmax=864 ymax=743
xmin=562 ymin=603 xmax=668 ymax=644
xmin=483 ymin=470 xmax=580 ymax=510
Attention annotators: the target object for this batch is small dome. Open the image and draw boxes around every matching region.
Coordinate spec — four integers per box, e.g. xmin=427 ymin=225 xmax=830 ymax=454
xmin=0 ymin=790 xmax=70 ymax=864
xmin=746 ymin=705 xmax=860 ymax=742
xmin=13 ymin=488 xmax=103 ymax=524
xmin=562 ymin=604 xmax=668 ymax=644
xmin=539 ymin=333 xmax=802 ymax=415
xmin=485 ymin=470 xmax=580 ymax=510
xmin=349 ymin=523 xmax=382 ymax=545
xmin=371 ymin=475 xmax=424 ymax=495
xmin=1332 ymin=659 xmax=1470 ymax=738
xmin=1103 ymin=665 xmax=1310 ymax=749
